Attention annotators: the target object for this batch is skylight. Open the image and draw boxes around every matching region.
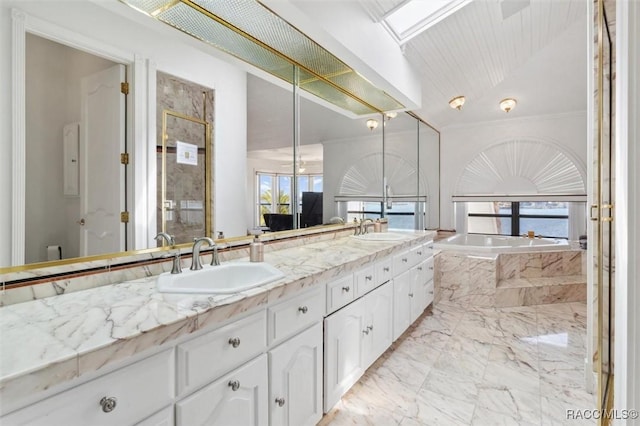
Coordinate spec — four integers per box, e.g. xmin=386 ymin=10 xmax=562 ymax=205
xmin=382 ymin=0 xmax=473 ymax=44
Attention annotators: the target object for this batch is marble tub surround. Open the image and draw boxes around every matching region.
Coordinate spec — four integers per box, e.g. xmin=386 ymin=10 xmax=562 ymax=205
xmin=0 ymin=220 xmax=388 ymax=306
xmin=321 ymin=301 xmax=595 ymax=425
xmin=435 ymin=249 xmax=586 ymax=308
xmin=0 ymin=229 xmax=430 ymax=415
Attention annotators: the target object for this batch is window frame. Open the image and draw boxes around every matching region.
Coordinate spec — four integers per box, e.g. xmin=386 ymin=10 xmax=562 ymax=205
xmin=467 ymin=201 xmax=569 ymax=238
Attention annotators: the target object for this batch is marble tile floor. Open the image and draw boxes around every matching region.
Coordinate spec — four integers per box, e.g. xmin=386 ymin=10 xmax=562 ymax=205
xmin=319 ymin=300 xmax=596 ymax=426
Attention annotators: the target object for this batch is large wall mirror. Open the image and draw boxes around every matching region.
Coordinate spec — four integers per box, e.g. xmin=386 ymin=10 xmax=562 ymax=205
xmin=5 ymin=6 xmax=440 ymax=277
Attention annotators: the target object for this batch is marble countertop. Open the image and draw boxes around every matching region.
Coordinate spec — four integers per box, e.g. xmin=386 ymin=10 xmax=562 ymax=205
xmin=0 ymin=230 xmax=435 ymax=413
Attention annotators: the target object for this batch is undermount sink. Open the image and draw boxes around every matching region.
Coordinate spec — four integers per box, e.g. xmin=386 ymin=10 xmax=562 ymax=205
xmin=156 ymin=262 xmax=285 ymax=294
xmin=351 ymin=232 xmax=409 ymax=241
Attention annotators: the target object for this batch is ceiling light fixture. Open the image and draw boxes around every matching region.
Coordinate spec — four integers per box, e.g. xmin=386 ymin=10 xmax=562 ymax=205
xmin=385 ymin=112 xmax=398 ymax=120
xmin=366 ymin=118 xmax=379 ymax=131
xmin=499 ymin=98 xmax=517 ymax=113
xmin=449 ymin=96 xmax=465 ymax=110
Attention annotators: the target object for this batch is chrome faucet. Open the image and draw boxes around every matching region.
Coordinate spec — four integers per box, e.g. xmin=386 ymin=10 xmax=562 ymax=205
xmin=360 ymin=218 xmax=374 ymax=235
xmin=191 ymin=237 xmax=216 ymax=270
xmin=155 ymin=232 xmax=182 ymax=274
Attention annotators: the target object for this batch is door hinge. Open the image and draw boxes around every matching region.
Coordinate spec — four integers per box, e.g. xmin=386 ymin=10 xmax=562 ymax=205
xmin=602 ymin=203 xmax=614 ymax=222
xmin=120 ymin=153 xmax=129 ymax=165
xmin=121 ymin=82 xmax=129 ymax=95
xmin=120 ymin=211 xmax=130 ymax=223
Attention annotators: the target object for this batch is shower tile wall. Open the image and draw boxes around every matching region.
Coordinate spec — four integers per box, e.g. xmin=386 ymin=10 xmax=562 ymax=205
xmin=156 ymin=72 xmax=214 ymax=244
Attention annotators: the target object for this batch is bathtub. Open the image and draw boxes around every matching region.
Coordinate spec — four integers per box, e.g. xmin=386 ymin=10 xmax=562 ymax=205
xmin=433 ymin=234 xmax=569 ymax=253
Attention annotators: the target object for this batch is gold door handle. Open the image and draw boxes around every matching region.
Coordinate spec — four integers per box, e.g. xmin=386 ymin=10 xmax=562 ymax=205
xmin=590 ymin=204 xmax=599 ymax=221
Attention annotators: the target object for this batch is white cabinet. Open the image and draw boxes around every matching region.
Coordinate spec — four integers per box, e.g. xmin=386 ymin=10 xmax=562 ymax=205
xmin=175 ymin=354 xmax=268 ymax=426
xmin=269 ymin=322 xmax=323 ymax=426
xmin=326 ymin=274 xmax=354 ymax=314
xmin=361 ymin=282 xmax=394 ymax=368
xmin=354 ymin=264 xmax=377 ymax=298
xmin=268 ymin=286 xmax=324 ymax=347
xmin=323 ymin=281 xmax=394 ymax=412
xmin=393 ymin=268 xmax=414 ymax=341
xmin=323 ymin=297 xmax=366 ymax=412
xmin=2 ymin=349 xmax=175 ymax=426
xmin=176 ymin=310 xmax=267 ymax=397
xmin=393 ymin=254 xmax=435 ymax=341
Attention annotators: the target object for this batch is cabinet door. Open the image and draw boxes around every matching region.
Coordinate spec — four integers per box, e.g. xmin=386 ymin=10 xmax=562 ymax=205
xmin=410 ymin=263 xmax=427 ymax=323
xmin=393 ymin=270 xmax=413 ymax=341
xmin=323 ymin=298 xmax=366 ymax=412
xmin=362 ymin=281 xmax=393 ymax=368
xmin=269 ymin=323 xmax=323 ymax=426
xmin=175 ymin=355 xmax=268 ymax=426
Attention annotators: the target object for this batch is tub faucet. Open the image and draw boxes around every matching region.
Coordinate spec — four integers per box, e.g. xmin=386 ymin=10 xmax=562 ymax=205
xmin=191 ymin=237 xmax=215 ymax=270
xmin=360 ymin=218 xmax=374 ymax=235
xmin=155 ymin=232 xmax=182 ymax=274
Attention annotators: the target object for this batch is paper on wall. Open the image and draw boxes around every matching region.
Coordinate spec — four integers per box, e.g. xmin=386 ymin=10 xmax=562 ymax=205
xmin=176 ymin=141 xmax=198 ymax=166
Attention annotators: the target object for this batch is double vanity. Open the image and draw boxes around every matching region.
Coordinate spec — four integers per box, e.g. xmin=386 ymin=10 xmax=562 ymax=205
xmin=0 ymin=227 xmax=435 ymax=426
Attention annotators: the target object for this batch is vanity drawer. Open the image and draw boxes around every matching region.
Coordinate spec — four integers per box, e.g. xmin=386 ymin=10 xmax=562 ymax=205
xmin=268 ymin=286 xmax=324 ymax=346
xmin=176 ymin=310 xmax=267 ymax=396
xmin=354 ymin=264 xmax=377 ymax=298
xmin=410 ymin=244 xmax=429 ymax=264
xmin=2 ymin=349 xmax=174 ymax=426
xmin=375 ymin=257 xmax=393 ymax=286
xmin=326 ymin=274 xmax=355 ymax=315
xmin=393 ymin=249 xmax=412 ymax=276
xmin=425 ymin=280 xmax=435 ymax=306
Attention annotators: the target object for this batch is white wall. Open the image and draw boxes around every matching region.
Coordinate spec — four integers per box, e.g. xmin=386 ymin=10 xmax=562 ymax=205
xmin=1 ymin=0 xmax=249 ymax=265
xmin=439 ymin=112 xmax=588 ymax=231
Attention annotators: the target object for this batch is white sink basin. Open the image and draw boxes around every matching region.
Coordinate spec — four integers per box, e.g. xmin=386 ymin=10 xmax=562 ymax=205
xmin=156 ymin=262 xmax=285 ymax=294
xmin=351 ymin=232 xmax=409 ymax=241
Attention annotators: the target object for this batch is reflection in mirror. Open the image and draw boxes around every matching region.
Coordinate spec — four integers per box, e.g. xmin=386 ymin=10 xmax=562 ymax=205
xmin=156 ymin=72 xmax=214 ymax=245
xmin=24 ymin=33 xmax=127 ymax=264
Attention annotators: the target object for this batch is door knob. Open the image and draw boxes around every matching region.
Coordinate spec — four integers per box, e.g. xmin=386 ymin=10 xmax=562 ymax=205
xmin=77 ymin=218 xmax=85 ymax=226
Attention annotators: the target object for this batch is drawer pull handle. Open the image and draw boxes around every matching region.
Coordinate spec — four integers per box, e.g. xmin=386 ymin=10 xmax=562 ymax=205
xmin=402 ymin=258 xmax=408 ymax=263
xmin=365 ymin=275 xmax=373 ymax=281
xmin=409 ymin=293 xmax=414 ymax=298
xmin=228 ymin=337 xmax=241 ymax=348
xmin=342 ymin=286 xmax=350 ymax=292
xmin=383 ymin=267 xmax=390 ymax=272
xmin=275 ymin=397 xmax=286 ymax=407
xmin=100 ymin=397 xmax=117 ymax=413
xmin=298 ymin=306 xmax=308 ymax=314
xmin=228 ymin=380 xmax=241 ymax=391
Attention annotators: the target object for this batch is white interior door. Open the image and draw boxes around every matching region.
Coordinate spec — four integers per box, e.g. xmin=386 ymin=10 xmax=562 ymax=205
xmin=80 ymin=64 xmax=126 ymax=256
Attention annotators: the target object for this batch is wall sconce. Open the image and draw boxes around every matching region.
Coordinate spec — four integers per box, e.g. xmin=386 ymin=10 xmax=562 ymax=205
xmin=499 ymin=98 xmax=517 ymax=113
xmin=448 ymin=95 xmax=465 ymax=110
xmin=366 ymin=118 xmax=379 ymax=131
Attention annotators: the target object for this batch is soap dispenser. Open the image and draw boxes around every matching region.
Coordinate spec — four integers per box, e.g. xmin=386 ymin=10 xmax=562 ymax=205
xmin=250 ymin=235 xmax=264 ymax=262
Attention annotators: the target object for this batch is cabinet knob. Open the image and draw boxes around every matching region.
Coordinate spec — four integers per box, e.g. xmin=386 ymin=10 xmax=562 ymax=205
xmin=228 ymin=337 xmax=241 ymax=348
xmin=402 ymin=258 xmax=408 ymax=263
xmin=342 ymin=286 xmax=350 ymax=292
xmin=383 ymin=267 xmax=390 ymax=272
xmin=365 ymin=275 xmax=372 ymax=281
xmin=409 ymin=293 xmax=414 ymax=298
xmin=228 ymin=380 xmax=240 ymax=391
xmin=100 ymin=396 xmax=117 ymax=413
xmin=362 ymin=328 xmax=370 ymax=335
xmin=298 ymin=306 xmax=308 ymax=314
xmin=275 ymin=397 xmax=286 ymax=407
xmin=417 ymin=251 xmax=423 ymax=255
xmin=367 ymin=325 xmax=373 ymax=331
xmin=429 ymin=266 xmax=434 ymax=270
xmin=417 ymin=267 xmax=423 ymax=271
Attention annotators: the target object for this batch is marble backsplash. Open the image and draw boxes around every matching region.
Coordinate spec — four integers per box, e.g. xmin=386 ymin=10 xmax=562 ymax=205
xmin=0 ymin=223 xmax=382 ymax=307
